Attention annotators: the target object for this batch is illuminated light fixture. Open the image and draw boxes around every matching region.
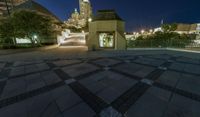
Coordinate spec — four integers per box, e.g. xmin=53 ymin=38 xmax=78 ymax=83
xmin=149 ymin=29 xmax=153 ymax=33
xmin=141 ymin=30 xmax=144 ymax=34
xmin=83 ymin=0 xmax=89 ymax=2
xmin=33 ymin=35 xmax=38 ymax=39
xmin=88 ymin=18 xmax=92 ymax=22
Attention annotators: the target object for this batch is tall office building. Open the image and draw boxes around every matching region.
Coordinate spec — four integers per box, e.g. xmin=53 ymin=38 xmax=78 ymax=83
xmin=65 ymin=0 xmax=93 ymax=29
xmin=79 ymin=0 xmax=92 ymax=20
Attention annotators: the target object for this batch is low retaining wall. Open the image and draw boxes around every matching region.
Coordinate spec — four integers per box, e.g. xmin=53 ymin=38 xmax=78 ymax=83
xmin=128 ymin=48 xmax=200 ymax=54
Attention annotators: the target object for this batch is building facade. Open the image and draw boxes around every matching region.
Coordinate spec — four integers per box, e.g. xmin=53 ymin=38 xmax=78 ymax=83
xmin=174 ymin=23 xmax=197 ymax=34
xmin=88 ymin=10 xmax=126 ymax=50
xmin=12 ymin=0 xmax=62 ymax=44
xmin=65 ymin=0 xmax=92 ymax=29
xmin=153 ymin=23 xmax=200 ymax=35
xmin=79 ymin=0 xmax=92 ymax=21
xmin=0 ymin=0 xmax=11 ymax=16
xmin=0 ymin=0 xmax=26 ymax=16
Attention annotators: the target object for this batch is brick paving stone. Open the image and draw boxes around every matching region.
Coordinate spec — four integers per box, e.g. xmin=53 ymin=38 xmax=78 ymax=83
xmin=0 ymin=98 xmax=28 ymax=117
xmin=92 ymin=58 xmax=121 ymax=67
xmin=134 ymin=66 xmax=155 ymax=78
xmin=115 ymin=56 xmax=136 ymax=60
xmin=80 ymin=71 xmax=137 ymax=92
xmin=163 ymin=94 xmax=200 ymax=117
xmin=80 ymin=71 xmax=137 ymax=103
xmin=40 ymin=102 xmax=61 ymax=117
xmin=157 ymin=71 xmax=181 ymax=87
xmin=55 ymin=114 xmax=64 ymax=117
xmin=13 ymin=61 xmax=42 ymax=67
xmin=113 ymin=63 xmax=143 ymax=76
xmin=62 ymin=103 xmax=96 ymax=117
xmin=113 ymin=63 xmax=155 ymax=78
xmin=0 ymin=63 xmax=5 ymax=69
xmin=25 ymin=65 xmax=39 ymax=74
xmin=100 ymin=107 xmax=122 ymax=117
xmin=53 ymin=60 xmax=81 ymax=67
xmin=50 ymin=85 xmax=72 ymax=99
xmin=62 ymin=63 xmax=99 ymax=78
xmin=147 ymin=54 xmax=172 ymax=60
xmin=41 ymin=71 xmax=61 ymax=85
xmin=126 ymin=87 xmax=171 ymax=117
xmin=56 ymin=90 xmax=82 ymax=112
xmin=9 ymin=66 xmax=25 ymax=77
xmin=176 ymin=74 xmax=200 ymax=96
xmin=65 ymin=79 xmax=76 ymax=84
xmin=134 ymin=57 xmax=165 ymax=67
xmin=36 ymin=63 xmax=50 ymax=71
xmin=97 ymin=87 xmax=123 ymax=104
xmin=147 ymin=87 xmax=172 ymax=101
xmin=0 ymin=53 xmax=200 ymax=117
xmin=169 ymin=63 xmax=185 ymax=72
xmin=25 ymin=73 xmax=46 ymax=92
xmin=26 ymin=91 xmax=54 ymax=117
xmin=1 ymin=77 xmax=27 ymax=99
xmin=176 ymin=57 xmax=200 ymax=64
xmin=184 ymin=64 xmax=200 ymax=75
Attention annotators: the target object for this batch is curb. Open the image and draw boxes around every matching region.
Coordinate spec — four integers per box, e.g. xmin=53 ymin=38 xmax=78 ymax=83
xmin=127 ymin=48 xmax=200 ymax=54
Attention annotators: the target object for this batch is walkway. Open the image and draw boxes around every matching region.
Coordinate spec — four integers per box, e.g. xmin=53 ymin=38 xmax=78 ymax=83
xmin=0 ymin=49 xmax=200 ymax=117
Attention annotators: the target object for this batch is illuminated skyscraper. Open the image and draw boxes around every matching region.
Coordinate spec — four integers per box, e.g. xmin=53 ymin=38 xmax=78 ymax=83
xmin=65 ymin=0 xmax=92 ymax=29
xmin=79 ymin=0 xmax=92 ymax=20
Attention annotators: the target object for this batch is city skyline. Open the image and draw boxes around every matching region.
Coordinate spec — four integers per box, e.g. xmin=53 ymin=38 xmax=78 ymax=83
xmin=23 ymin=0 xmax=200 ymax=31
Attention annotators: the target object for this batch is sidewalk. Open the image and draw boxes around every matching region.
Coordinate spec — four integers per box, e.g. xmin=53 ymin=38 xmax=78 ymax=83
xmin=0 ymin=53 xmax=200 ymax=117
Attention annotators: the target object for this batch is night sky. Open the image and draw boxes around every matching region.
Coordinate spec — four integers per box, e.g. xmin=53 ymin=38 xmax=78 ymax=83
xmin=35 ymin=0 xmax=200 ymax=32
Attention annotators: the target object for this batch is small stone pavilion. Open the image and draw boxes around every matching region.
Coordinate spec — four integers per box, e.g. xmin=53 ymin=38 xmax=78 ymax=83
xmin=87 ymin=10 xmax=126 ymax=50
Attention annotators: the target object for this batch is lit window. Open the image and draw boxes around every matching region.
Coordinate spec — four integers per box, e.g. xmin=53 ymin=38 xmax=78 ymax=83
xmin=99 ymin=32 xmax=114 ymax=48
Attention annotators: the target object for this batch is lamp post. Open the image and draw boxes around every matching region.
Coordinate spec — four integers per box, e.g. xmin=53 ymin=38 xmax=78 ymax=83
xmin=141 ymin=30 xmax=145 ymax=34
xmin=88 ymin=18 xmax=92 ymax=22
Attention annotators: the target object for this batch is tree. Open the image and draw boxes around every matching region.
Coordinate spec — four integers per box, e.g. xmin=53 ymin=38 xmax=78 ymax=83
xmin=10 ymin=10 xmax=54 ymax=46
xmin=161 ymin=23 xmax=177 ymax=33
xmin=0 ymin=10 xmax=56 ymax=48
xmin=0 ymin=18 xmax=15 ymax=47
xmin=170 ymin=23 xmax=177 ymax=31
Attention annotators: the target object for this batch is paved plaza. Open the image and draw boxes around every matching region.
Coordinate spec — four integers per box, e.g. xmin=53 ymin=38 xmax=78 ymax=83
xmin=0 ymin=48 xmax=200 ymax=117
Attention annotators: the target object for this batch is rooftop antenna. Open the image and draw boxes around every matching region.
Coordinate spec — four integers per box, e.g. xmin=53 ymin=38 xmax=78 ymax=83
xmin=161 ymin=19 xmax=164 ymax=25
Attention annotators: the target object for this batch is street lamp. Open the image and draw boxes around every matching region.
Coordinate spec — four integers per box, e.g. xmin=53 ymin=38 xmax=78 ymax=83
xmin=88 ymin=18 xmax=92 ymax=22
xmin=141 ymin=30 xmax=145 ymax=34
xmin=149 ymin=29 xmax=153 ymax=33
xmin=33 ymin=35 xmax=38 ymax=39
xmin=33 ymin=34 xmax=38 ymax=44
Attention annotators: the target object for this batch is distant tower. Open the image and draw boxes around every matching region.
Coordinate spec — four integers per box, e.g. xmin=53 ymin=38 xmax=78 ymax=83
xmin=161 ymin=19 xmax=164 ymax=25
xmin=79 ymin=0 xmax=92 ymax=21
xmin=65 ymin=0 xmax=93 ymax=29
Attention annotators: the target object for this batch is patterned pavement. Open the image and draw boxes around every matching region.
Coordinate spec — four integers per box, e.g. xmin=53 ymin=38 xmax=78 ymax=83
xmin=0 ymin=54 xmax=200 ymax=117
